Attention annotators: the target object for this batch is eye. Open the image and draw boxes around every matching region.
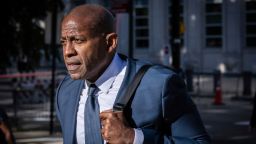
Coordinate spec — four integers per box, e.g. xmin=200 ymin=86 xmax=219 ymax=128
xmin=74 ymin=38 xmax=83 ymax=44
xmin=60 ymin=39 xmax=66 ymax=45
xmin=60 ymin=39 xmax=66 ymax=46
xmin=73 ymin=36 xmax=87 ymax=44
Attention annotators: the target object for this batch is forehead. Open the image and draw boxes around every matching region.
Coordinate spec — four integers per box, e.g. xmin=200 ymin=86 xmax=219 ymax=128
xmin=62 ymin=20 xmax=79 ymax=33
xmin=61 ymin=17 xmax=91 ymax=36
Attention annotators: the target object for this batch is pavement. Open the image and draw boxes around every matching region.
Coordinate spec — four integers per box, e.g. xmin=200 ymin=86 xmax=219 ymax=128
xmin=194 ymin=95 xmax=256 ymax=144
xmin=14 ymin=131 xmax=62 ymax=144
xmin=11 ymin=94 xmax=256 ymax=144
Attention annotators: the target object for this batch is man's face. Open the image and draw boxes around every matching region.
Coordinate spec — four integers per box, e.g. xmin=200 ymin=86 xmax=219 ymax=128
xmin=61 ymin=17 xmax=109 ymax=80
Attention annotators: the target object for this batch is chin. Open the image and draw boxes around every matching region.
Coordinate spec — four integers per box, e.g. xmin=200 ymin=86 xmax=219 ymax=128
xmin=69 ymin=73 xmax=82 ymax=80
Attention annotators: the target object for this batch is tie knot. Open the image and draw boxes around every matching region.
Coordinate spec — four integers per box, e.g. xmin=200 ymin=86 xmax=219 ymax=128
xmin=87 ymin=84 xmax=97 ymax=97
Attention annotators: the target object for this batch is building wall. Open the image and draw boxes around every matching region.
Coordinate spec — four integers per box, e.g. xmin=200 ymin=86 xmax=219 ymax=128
xmin=146 ymin=0 xmax=168 ymax=63
xmin=60 ymin=0 xmax=256 ymax=73
xmin=183 ymin=0 xmax=204 ymax=72
xmin=223 ymin=0 xmax=242 ymax=72
xmin=138 ymin=0 xmax=256 ymax=73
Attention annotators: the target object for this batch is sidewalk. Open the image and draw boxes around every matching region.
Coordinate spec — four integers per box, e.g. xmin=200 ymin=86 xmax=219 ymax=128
xmin=193 ymin=95 xmax=256 ymax=144
xmin=14 ymin=131 xmax=62 ymax=144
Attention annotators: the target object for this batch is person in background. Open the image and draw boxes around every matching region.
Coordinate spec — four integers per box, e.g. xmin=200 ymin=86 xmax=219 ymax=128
xmin=0 ymin=108 xmax=15 ymax=144
xmin=56 ymin=4 xmax=210 ymax=144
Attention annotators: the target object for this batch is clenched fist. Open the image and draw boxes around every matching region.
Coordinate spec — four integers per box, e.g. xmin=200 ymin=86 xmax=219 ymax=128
xmin=100 ymin=109 xmax=134 ymax=144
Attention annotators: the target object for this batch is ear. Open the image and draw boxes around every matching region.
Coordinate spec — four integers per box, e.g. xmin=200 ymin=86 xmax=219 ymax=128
xmin=106 ymin=33 xmax=118 ymax=52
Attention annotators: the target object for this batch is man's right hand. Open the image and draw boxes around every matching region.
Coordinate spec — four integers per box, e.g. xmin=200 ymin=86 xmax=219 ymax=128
xmin=100 ymin=109 xmax=135 ymax=144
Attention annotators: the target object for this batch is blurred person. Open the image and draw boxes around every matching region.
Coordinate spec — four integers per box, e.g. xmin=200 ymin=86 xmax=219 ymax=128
xmin=56 ymin=4 xmax=210 ymax=144
xmin=0 ymin=108 xmax=15 ymax=144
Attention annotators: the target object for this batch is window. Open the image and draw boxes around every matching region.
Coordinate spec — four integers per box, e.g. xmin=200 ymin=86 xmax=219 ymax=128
xmin=205 ymin=0 xmax=223 ymax=48
xmin=168 ymin=0 xmax=184 ymax=47
xmin=245 ymin=0 xmax=256 ymax=48
xmin=134 ymin=0 xmax=149 ymax=49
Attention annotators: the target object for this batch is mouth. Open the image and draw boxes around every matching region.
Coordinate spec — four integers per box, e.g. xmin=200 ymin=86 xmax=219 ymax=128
xmin=66 ymin=61 xmax=81 ymax=72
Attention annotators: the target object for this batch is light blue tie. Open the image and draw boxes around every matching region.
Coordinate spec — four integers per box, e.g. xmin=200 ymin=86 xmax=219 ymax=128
xmin=84 ymin=83 xmax=103 ymax=143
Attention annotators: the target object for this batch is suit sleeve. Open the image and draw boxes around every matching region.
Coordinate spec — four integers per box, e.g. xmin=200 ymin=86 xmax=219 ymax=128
xmin=55 ymin=85 xmax=62 ymax=128
xmin=55 ymin=75 xmax=68 ymax=130
xmin=141 ymin=75 xmax=211 ymax=144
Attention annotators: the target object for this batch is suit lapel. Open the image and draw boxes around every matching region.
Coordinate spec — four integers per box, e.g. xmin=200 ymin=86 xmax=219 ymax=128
xmin=70 ymin=80 xmax=84 ymax=143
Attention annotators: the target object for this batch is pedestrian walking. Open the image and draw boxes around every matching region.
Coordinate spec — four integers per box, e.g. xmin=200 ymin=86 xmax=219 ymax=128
xmin=56 ymin=4 xmax=210 ymax=144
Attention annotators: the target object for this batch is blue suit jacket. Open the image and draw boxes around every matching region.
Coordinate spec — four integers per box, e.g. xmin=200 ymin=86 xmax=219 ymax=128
xmin=56 ymin=55 xmax=211 ymax=144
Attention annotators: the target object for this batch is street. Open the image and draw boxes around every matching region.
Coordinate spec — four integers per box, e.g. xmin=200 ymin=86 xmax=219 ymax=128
xmin=194 ymin=96 xmax=256 ymax=144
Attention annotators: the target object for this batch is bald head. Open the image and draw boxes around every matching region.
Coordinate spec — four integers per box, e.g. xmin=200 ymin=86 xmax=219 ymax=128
xmin=63 ymin=4 xmax=115 ymax=37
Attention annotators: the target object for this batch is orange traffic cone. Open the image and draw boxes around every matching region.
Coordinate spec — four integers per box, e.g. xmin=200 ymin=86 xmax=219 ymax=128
xmin=213 ymin=86 xmax=223 ymax=105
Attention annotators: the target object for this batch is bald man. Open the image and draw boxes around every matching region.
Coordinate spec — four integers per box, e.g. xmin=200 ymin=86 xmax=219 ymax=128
xmin=56 ymin=4 xmax=210 ymax=144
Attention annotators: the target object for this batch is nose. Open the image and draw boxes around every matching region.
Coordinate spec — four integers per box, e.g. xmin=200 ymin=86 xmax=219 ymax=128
xmin=64 ymin=41 xmax=76 ymax=58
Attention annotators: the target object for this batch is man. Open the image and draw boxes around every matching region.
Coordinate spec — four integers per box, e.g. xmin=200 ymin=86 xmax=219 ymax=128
xmin=56 ymin=4 xmax=210 ymax=144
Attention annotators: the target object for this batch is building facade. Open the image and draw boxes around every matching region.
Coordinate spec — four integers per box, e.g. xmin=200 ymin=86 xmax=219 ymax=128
xmin=61 ymin=0 xmax=256 ymax=73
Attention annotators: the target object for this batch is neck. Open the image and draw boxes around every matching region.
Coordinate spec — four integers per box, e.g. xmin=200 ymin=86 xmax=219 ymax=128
xmin=86 ymin=53 xmax=115 ymax=82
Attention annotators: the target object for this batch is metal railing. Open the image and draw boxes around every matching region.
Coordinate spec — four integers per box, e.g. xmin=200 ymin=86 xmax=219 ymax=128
xmin=186 ymin=71 xmax=256 ymax=99
xmin=0 ymin=72 xmax=65 ymax=133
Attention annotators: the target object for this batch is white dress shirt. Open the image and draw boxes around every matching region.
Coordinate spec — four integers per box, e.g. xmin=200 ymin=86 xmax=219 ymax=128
xmin=76 ymin=53 xmax=144 ymax=144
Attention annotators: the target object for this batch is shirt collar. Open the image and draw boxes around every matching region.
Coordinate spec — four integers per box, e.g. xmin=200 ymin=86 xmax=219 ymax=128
xmin=85 ymin=53 xmax=126 ymax=93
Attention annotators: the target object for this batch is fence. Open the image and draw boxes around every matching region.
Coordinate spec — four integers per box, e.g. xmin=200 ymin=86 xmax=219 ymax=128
xmin=0 ymin=71 xmax=65 ymax=133
xmin=187 ymin=71 xmax=256 ymax=99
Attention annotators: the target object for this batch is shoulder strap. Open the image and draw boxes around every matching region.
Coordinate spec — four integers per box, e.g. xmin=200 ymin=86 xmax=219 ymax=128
xmin=113 ymin=64 xmax=152 ymax=111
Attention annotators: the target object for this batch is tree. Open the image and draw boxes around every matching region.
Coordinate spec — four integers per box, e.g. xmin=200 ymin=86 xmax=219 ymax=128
xmin=0 ymin=0 xmax=63 ymax=74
